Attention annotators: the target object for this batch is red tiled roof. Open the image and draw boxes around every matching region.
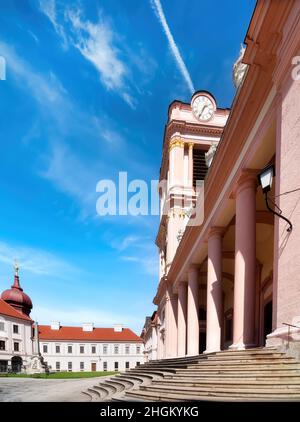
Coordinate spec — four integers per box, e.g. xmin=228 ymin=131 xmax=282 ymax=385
xmin=38 ymin=325 xmax=143 ymax=342
xmin=0 ymin=298 xmax=33 ymax=322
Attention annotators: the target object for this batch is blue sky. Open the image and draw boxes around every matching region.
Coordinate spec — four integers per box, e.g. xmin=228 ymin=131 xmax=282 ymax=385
xmin=0 ymin=0 xmax=255 ymax=332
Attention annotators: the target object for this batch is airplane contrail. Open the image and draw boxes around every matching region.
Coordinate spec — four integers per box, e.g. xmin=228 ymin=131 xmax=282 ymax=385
xmin=151 ymin=0 xmax=195 ymax=95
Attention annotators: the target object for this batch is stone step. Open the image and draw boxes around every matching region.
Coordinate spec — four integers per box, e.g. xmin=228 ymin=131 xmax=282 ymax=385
xmin=213 ymin=348 xmax=278 ymax=356
xmin=207 ymin=354 xmax=288 ymax=361
xmin=175 ymin=368 xmax=300 ymax=375
xmin=104 ymin=380 xmax=127 ymax=393
xmin=187 ymin=361 xmax=300 ymax=369
xmin=112 ymin=395 xmax=147 ymax=403
xmin=129 ymin=369 xmax=174 ymax=377
xmin=124 ymin=389 xmax=300 ymax=402
xmin=106 ymin=347 xmax=300 ymax=402
xmin=140 ymin=359 xmax=197 ymax=370
xmin=80 ymin=390 xmax=93 ymax=402
xmin=154 ymin=379 xmax=300 ymax=387
xmin=87 ymin=387 xmax=103 ymax=401
xmin=131 ymin=367 xmax=177 ymax=374
xmin=167 ymin=373 xmax=300 ymax=380
xmin=146 ymin=354 xmax=207 ymax=363
xmin=139 ymin=384 xmax=300 ymax=397
xmin=117 ymin=374 xmax=147 ymax=385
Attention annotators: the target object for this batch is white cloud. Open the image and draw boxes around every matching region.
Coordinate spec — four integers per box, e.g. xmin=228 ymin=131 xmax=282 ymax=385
xmin=122 ymin=92 xmax=137 ymax=110
xmin=28 ymin=30 xmax=39 ymax=44
xmin=66 ymin=8 xmax=127 ymax=92
xmin=39 ymin=0 xmax=68 ymax=48
xmin=0 ymin=240 xmax=78 ymax=278
xmin=39 ymin=143 xmax=101 ymax=218
xmin=121 ymin=253 xmax=157 ymax=276
xmin=0 ymin=41 xmax=126 ymax=218
xmin=34 ymin=305 xmax=140 ymax=328
xmin=0 ymin=41 xmax=67 ymax=108
xmin=39 ymin=2 xmax=144 ymax=108
xmin=150 ymin=0 xmax=195 ymax=94
xmin=110 ymin=235 xmax=142 ymax=252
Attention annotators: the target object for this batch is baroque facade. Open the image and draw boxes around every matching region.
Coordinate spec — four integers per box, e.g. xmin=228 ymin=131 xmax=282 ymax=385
xmin=149 ymin=0 xmax=300 ymax=360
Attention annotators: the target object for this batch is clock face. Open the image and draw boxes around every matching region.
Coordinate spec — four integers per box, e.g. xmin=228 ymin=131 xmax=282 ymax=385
xmin=192 ymin=95 xmax=214 ymax=121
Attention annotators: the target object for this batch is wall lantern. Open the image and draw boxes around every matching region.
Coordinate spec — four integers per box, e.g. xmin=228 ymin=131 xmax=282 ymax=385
xmin=258 ymin=164 xmax=292 ymax=232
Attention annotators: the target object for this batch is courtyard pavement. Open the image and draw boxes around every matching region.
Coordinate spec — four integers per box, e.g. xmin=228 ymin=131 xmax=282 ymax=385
xmin=0 ymin=375 xmax=113 ymax=402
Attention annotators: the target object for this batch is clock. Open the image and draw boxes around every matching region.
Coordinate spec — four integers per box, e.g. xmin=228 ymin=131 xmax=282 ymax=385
xmin=191 ymin=94 xmax=214 ymax=121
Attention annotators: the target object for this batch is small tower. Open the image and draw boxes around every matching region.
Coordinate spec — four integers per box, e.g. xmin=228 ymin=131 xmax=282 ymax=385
xmin=1 ymin=261 xmax=33 ymax=316
xmin=156 ymin=91 xmax=230 ymax=276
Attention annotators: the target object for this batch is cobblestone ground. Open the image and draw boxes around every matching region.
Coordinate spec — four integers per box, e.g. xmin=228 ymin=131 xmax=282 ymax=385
xmin=0 ymin=376 xmax=112 ymax=402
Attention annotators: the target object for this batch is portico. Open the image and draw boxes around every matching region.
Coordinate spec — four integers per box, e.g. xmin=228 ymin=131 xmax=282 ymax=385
xmin=151 ymin=0 xmax=300 ymax=360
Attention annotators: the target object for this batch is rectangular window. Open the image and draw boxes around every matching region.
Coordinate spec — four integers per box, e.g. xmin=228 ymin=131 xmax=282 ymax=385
xmin=91 ymin=346 xmax=96 ymax=354
xmin=56 ymin=361 xmax=60 ymax=371
xmin=103 ymin=361 xmax=107 ymax=371
xmin=68 ymin=345 xmax=72 ymax=354
xmin=0 ymin=322 xmax=4 ymax=331
xmin=68 ymin=362 xmax=72 ymax=372
xmin=80 ymin=345 xmax=84 ymax=354
xmin=0 ymin=340 xmax=5 ymax=351
xmin=43 ymin=345 xmax=48 ymax=353
xmin=103 ymin=345 xmax=108 ymax=354
xmin=114 ymin=362 xmax=119 ymax=371
xmin=125 ymin=361 xmax=130 ymax=369
xmin=80 ymin=362 xmax=84 ymax=371
xmin=136 ymin=346 xmax=141 ymax=354
xmin=193 ymin=148 xmax=208 ymax=187
xmin=114 ymin=345 xmax=119 ymax=354
xmin=56 ymin=345 xmax=60 ymax=353
xmin=14 ymin=342 xmax=19 ymax=352
xmin=125 ymin=344 xmax=130 ymax=354
xmin=13 ymin=324 xmax=19 ymax=334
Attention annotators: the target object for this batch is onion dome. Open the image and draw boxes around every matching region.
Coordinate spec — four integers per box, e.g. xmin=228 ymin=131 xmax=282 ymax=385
xmin=1 ymin=262 xmax=33 ymax=316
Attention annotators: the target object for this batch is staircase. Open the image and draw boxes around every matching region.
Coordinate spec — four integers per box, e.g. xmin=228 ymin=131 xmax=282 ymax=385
xmin=81 ymin=348 xmax=300 ymax=402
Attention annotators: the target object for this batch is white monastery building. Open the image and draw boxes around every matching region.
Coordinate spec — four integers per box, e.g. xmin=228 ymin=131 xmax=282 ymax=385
xmin=39 ymin=322 xmax=143 ymax=373
xmin=0 ymin=265 xmax=144 ymax=373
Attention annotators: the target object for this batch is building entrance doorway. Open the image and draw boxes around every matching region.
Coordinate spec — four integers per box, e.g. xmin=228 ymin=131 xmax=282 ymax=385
xmin=11 ymin=356 xmax=22 ymax=373
xmin=91 ymin=362 xmax=97 ymax=372
xmin=263 ymin=300 xmax=273 ymax=344
xmin=0 ymin=360 xmax=8 ymax=373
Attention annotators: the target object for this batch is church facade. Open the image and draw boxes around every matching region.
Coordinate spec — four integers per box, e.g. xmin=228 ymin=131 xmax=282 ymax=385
xmin=149 ymin=0 xmax=300 ymax=360
xmin=0 ymin=268 xmax=144 ymax=373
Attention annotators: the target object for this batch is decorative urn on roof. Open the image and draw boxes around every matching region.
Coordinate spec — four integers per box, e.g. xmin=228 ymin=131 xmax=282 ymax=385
xmin=1 ymin=261 xmax=33 ymax=316
xmin=233 ymin=45 xmax=248 ymax=89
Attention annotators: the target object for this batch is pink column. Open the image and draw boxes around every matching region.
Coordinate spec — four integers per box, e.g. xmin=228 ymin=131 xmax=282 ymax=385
xmin=188 ymin=142 xmax=194 ymax=188
xmin=187 ymin=266 xmax=199 ymax=355
xmin=205 ymin=227 xmax=223 ymax=353
xmin=165 ymin=283 xmax=178 ymax=358
xmin=177 ymin=281 xmax=187 ymax=356
xmin=231 ymin=170 xmax=257 ymax=349
xmin=169 ymin=138 xmax=184 ymax=188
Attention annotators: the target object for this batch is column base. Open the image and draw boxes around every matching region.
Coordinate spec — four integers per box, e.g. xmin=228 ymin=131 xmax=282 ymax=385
xmin=203 ymin=348 xmax=220 ymax=354
xmin=185 ymin=353 xmax=201 ymax=357
xmin=229 ymin=342 xmax=257 ymax=350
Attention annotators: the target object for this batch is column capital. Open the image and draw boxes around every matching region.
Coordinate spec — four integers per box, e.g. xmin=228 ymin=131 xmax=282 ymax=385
xmin=188 ymin=142 xmax=194 ymax=149
xmin=230 ymin=168 xmax=259 ymax=199
xmin=206 ymin=226 xmax=225 ymax=241
xmin=188 ymin=264 xmax=200 ymax=275
xmin=169 ymin=137 xmax=185 ymax=151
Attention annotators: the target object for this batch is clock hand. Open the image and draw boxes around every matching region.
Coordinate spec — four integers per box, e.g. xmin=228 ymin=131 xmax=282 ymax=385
xmin=198 ymin=103 xmax=206 ymax=117
xmin=200 ymin=105 xmax=208 ymax=117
